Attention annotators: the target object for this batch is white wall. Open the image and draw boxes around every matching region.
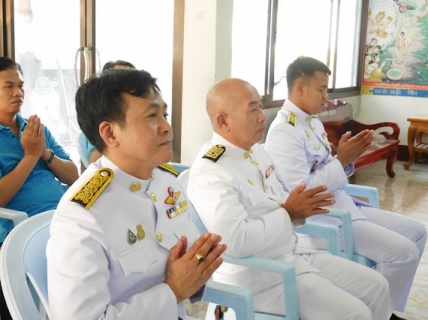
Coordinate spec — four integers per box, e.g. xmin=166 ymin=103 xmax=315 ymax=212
xmin=180 ymin=0 xmax=233 ymax=165
xmin=359 ymin=95 xmax=428 ymax=145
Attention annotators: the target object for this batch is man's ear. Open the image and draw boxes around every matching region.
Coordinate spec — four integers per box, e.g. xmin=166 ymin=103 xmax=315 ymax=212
xmin=216 ymin=113 xmax=230 ymax=132
xmin=99 ymin=121 xmax=120 ymax=148
xmin=295 ymin=81 xmax=305 ymax=96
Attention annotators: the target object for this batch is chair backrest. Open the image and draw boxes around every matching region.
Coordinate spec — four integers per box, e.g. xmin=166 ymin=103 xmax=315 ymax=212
xmin=170 ymin=162 xmax=190 ymax=175
xmin=0 ymin=210 xmax=54 ymax=320
xmin=77 ymin=131 xmax=91 ymax=169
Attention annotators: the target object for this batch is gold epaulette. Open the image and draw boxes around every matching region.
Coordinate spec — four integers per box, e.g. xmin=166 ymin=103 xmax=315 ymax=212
xmin=70 ymin=168 xmax=114 ymax=209
xmin=286 ymin=112 xmax=296 ymax=126
xmin=203 ymin=144 xmax=226 ymax=162
xmin=158 ymin=163 xmax=179 ymax=177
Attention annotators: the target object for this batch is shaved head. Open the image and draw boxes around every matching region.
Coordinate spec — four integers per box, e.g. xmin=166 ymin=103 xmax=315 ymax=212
xmin=205 ymin=78 xmax=266 ymax=150
xmin=206 ymin=78 xmax=256 ymax=131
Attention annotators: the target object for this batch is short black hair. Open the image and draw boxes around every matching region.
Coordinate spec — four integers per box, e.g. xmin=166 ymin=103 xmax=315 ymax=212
xmin=286 ymin=56 xmax=331 ymax=92
xmin=0 ymin=57 xmax=23 ymax=75
xmin=76 ymin=69 xmax=160 ymax=152
xmin=102 ymin=60 xmax=136 ymax=72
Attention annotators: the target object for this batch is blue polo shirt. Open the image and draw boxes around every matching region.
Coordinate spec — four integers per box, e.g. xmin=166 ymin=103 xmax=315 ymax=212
xmin=78 ymin=132 xmax=96 ymax=168
xmin=0 ymin=114 xmax=70 ymax=241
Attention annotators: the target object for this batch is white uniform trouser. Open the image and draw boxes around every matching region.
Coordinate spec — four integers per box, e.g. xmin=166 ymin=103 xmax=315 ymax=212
xmin=253 ymin=254 xmax=392 ymax=320
xmin=354 ymin=207 xmax=427 ymax=312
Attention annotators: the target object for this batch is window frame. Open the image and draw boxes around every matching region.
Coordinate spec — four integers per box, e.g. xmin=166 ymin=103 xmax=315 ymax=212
xmin=262 ymin=0 xmax=367 ymax=109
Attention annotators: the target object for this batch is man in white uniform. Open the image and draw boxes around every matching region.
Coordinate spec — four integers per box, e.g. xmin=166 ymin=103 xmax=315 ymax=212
xmin=264 ymin=56 xmax=427 ymax=320
xmin=47 ymin=69 xmax=227 ymax=319
xmin=187 ymin=78 xmax=392 ymax=319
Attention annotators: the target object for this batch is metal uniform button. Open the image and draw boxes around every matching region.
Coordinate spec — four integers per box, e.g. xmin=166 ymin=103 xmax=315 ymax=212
xmin=130 ymin=182 xmax=141 ymax=192
xmin=244 ymin=152 xmax=249 ymax=159
xmin=150 ymin=192 xmax=157 ymax=202
xmin=264 ymin=183 xmax=269 ymax=190
xmin=252 ymin=160 xmax=259 ymax=166
xmin=157 ymin=232 xmax=163 ymax=242
xmin=249 ymin=148 xmax=253 ymax=154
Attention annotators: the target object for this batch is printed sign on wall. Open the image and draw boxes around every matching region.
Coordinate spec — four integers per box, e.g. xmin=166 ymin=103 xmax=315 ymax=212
xmin=362 ymin=0 xmax=428 ymax=97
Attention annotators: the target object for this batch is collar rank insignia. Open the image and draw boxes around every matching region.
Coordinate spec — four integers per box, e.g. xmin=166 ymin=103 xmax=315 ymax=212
xmin=203 ymin=144 xmax=226 ymax=162
xmin=310 ymin=160 xmax=318 ymax=173
xmin=70 ymin=168 xmax=114 ymax=209
xmin=158 ymin=163 xmax=179 ymax=177
xmin=265 ymin=164 xmax=275 ymax=179
xmin=286 ymin=112 xmax=296 ymax=126
xmin=165 ymin=186 xmax=181 ymax=205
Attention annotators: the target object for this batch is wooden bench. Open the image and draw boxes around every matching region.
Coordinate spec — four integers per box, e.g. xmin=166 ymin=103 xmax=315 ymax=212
xmin=319 ymin=102 xmax=400 ymax=178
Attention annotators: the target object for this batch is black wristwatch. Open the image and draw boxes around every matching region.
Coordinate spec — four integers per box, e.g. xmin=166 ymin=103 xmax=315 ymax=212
xmin=41 ymin=149 xmax=55 ymax=165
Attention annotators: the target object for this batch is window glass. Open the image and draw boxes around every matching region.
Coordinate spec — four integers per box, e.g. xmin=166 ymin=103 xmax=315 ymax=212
xmin=335 ymin=0 xmax=362 ymax=88
xmin=231 ymin=0 xmax=363 ymax=102
xmin=14 ymin=0 xmax=81 ymax=164
xmin=231 ymin=0 xmax=269 ymax=96
xmin=273 ymin=0 xmax=332 ymax=100
xmin=96 ymin=0 xmax=174 ymax=118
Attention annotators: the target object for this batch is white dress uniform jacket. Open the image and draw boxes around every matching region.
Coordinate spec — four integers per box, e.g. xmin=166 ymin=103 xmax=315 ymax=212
xmin=47 ymin=156 xmax=202 ymax=320
xmin=264 ymin=99 xmax=427 ymax=312
xmin=187 ymin=133 xmax=392 ymax=319
xmin=265 ymin=100 xmax=369 ymax=224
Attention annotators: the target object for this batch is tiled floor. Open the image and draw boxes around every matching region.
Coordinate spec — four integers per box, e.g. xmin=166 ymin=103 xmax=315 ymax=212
xmin=186 ymin=160 xmax=428 ymax=319
xmin=352 ymin=160 xmax=428 ymax=320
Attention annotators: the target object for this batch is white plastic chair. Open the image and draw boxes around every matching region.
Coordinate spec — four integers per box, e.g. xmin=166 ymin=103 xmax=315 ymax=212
xmin=0 ymin=209 xmax=265 ymax=320
xmin=0 ymin=208 xmax=28 ymax=241
xmin=0 ymin=210 xmax=54 ymax=320
xmin=298 ymin=184 xmax=377 ymax=267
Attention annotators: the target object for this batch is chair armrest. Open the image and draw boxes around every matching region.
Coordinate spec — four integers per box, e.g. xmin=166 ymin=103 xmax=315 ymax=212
xmin=295 ymin=221 xmax=340 ymax=256
xmin=351 ymin=120 xmax=400 ymax=140
xmin=222 ymin=254 xmax=299 ymax=320
xmin=342 ymin=184 xmax=379 ymax=208
xmin=0 ymin=208 xmax=28 ymax=227
xmin=322 ymin=208 xmax=353 ymax=260
xmin=204 ymin=280 xmax=255 ymax=320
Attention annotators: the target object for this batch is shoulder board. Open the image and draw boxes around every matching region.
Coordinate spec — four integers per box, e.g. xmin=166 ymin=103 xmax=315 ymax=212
xmin=70 ymin=168 xmax=114 ymax=209
xmin=158 ymin=163 xmax=179 ymax=177
xmin=286 ymin=112 xmax=297 ymax=126
xmin=203 ymin=144 xmax=226 ymax=162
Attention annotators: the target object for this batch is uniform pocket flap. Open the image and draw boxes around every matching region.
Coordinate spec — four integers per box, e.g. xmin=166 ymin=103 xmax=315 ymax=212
xmin=173 ymin=221 xmax=199 ymax=248
xmin=118 ymin=245 xmax=156 ymax=276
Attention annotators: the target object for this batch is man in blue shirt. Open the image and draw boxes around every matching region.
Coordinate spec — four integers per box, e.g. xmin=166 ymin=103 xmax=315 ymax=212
xmin=0 ymin=57 xmax=78 ymax=242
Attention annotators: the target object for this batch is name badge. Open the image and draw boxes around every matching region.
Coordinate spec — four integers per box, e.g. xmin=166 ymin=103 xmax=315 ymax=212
xmin=166 ymin=201 xmax=188 ymax=219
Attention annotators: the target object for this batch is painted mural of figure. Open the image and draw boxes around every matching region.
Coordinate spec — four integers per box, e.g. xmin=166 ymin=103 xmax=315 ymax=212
xmin=364 ymin=53 xmax=386 ymax=82
xmin=365 ymin=38 xmax=378 ymax=57
xmin=396 ymin=31 xmax=408 ymax=62
xmin=416 ymin=0 xmax=428 ymax=20
xmin=369 ymin=11 xmax=393 ymax=38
